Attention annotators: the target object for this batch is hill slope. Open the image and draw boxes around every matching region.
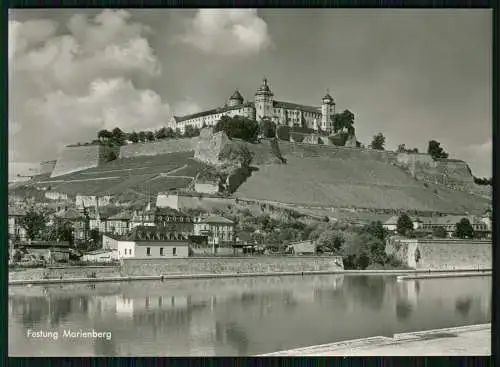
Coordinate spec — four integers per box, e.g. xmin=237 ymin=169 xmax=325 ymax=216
xmin=234 ymin=156 xmax=489 ymax=214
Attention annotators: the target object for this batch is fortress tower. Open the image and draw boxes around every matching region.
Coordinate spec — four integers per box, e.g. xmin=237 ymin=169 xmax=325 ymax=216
xmin=321 ymin=90 xmax=335 ymax=133
xmin=254 ymin=77 xmax=274 ymax=121
xmin=227 ymin=89 xmax=244 ymax=107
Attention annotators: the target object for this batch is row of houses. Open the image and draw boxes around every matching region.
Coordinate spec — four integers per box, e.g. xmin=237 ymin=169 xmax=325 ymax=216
xmin=383 ymin=214 xmax=492 ymax=238
xmin=8 ymin=201 xmax=237 ymax=261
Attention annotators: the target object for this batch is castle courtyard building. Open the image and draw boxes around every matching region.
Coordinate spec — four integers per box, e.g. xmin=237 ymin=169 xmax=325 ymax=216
xmin=171 ymin=78 xmax=336 ymax=134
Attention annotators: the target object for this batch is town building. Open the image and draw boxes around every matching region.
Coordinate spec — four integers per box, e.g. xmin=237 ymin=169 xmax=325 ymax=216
xmin=106 ymin=210 xmax=133 ymax=236
xmin=383 ymin=216 xmax=422 ymax=232
xmin=418 ymin=215 xmax=490 ymax=238
xmin=8 ymin=206 xmax=27 ymax=241
xmin=384 ymin=214 xmax=491 ymax=238
xmin=54 ymin=208 xmax=87 ymax=241
xmin=170 ymin=78 xmax=336 ymax=134
xmin=14 ymin=240 xmax=72 ymax=263
xmin=103 ymin=226 xmax=190 ymax=259
xmin=131 ymin=203 xmax=194 ymax=236
xmin=286 ymin=240 xmax=317 ymax=255
xmin=193 ymin=215 xmax=235 ymax=253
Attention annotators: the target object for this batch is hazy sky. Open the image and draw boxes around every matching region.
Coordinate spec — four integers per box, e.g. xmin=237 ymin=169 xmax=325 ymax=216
xmin=9 ymin=9 xmax=492 ymax=177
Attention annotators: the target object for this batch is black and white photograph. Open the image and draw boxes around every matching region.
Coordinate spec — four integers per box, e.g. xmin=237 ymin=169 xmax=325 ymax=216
xmin=8 ymin=8 xmax=492 ymax=357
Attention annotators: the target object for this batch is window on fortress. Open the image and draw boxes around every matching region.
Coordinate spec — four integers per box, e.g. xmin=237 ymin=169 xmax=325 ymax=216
xmin=173 ymin=248 xmax=177 ymax=256
xmin=146 ymin=247 xmax=151 ymax=256
xmin=160 ymin=248 xmax=164 ymax=256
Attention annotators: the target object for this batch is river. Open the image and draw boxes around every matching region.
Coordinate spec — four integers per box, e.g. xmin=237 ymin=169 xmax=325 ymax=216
xmin=9 ymin=274 xmax=491 ymax=356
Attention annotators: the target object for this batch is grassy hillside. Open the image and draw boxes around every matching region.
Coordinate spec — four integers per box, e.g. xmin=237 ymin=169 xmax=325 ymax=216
xmin=234 ymin=156 xmax=490 ymax=214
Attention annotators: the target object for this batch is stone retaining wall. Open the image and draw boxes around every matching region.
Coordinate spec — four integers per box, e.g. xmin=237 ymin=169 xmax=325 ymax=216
xmin=121 ymin=256 xmax=344 ymax=276
xmin=386 ymin=238 xmax=491 ymax=270
xmin=8 ymin=266 xmax=121 ymax=281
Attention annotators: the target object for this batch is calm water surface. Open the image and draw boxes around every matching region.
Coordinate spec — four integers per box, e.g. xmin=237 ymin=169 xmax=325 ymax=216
xmin=9 ymin=275 xmax=491 ymax=356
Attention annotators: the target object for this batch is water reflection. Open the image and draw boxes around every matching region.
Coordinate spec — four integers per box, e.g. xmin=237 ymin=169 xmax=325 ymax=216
xmin=9 ymin=275 xmax=491 ymax=356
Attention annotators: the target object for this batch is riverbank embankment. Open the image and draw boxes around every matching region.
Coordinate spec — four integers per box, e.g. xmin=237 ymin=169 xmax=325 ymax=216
xmin=9 ymin=267 xmax=492 ymax=286
xmin=259 ymin=324 xmax=491 ymax=356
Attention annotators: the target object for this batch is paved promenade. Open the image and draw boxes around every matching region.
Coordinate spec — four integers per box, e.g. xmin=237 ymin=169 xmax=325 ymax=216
xmin=260 ymin=324 xmax=491 ymax=356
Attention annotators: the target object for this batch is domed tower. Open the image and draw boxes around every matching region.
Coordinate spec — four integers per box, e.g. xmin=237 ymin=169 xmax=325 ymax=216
xmin=254 ymin=77 xmax=274 ymax=121
xmin=321 ymin=89 xmax=335 ymax=133
xmin=227 ymin=89 xmax=244 ymax=107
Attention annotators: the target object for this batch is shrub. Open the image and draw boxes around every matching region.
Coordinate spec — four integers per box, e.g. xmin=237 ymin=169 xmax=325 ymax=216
xmin=226 ymin=167 xmax=252 ymax=194
xmin=276 ymin=125 xmax=291 ymax=141
xmin=259 ymin=119 xmax=276 ymax=138
xmin=214 ymin=115 xmax=259 ymax=142
xmin=432 ymin=227 xmax=447 ymax=238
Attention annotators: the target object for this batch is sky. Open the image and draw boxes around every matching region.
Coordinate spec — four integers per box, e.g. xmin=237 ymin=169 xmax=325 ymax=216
xmin=8 ymin=9 xmax=492 ymax=178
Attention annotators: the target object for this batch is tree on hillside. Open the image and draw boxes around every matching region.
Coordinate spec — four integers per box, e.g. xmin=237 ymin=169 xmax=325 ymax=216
xmin=128 ymin=131 xmax=139 ymax=143
xmin=371 ymin=133 xmax=386 ymax=150
xmin=397 ymin=214 xmax=414 ymax=236
xmin=364 ymin=221 xmax=388 ymax=242
xmin=432 ymin=226 xmax=448 ymax=238
xmin=214 ymin=115 xmax=259 ymax=142
xmin=105 ymin=151 xmax=117 ymax=163
xmin=397 ymin=144 xmax=419 ymax=153
xmin=155 ymin=127 xmax=167 ymax=140
xmin=316 ymin=229 xmax=345 ymax=254
xmin=138 ymin=131 xmax=147 ymax=143
xmin=220 ymin=144 xmax=255 ymax=168
xmin=259 ymin=118 xmax=276 ymax=138
xmin=184 ymin=125 xmax=200 ymax=138
xmin=145 ymin=131 xmax=155 ymax=142
xmin=454 ymin=218 xmax=474 ymax=239
xmin=333 ymin=109 xmax=355 ymax=133
xmin=97 ymin=129 xmax=112 ymax=141
xmin=427 ymin=140 xmax=449 ymax=160
xmin=19 ymin=207 xmax=48 ymax=241
xmin=473 ymin=177 xmax=492 ymax=186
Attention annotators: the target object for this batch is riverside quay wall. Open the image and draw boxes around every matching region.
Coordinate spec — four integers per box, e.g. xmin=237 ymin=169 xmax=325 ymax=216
xmin=121 ymin=256 xmax=345 ymax=276
xmin=386 ymin=238 xmax=491 ymax=270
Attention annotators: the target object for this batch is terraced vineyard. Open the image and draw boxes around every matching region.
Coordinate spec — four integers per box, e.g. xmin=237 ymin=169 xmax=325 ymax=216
xmin=20 ymin=151 xmax=205 ymax=198
xmin=234 ymin=156 xmax=490 ymax=214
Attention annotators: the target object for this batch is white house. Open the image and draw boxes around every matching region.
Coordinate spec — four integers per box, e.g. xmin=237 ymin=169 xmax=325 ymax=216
xmin=103 ymin=226 xmax=190 ymax=259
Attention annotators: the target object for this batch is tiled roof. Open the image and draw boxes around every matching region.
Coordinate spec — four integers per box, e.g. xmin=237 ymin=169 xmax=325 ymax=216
xmin=174 ymin=102 xmax=254 ymax=123
xmin=84 ymin=249 xmax=117 ymax=255
xmin=230 ymin=90 xmax=244 ymax=101
xmin=384 ymin=215 xmax=420 ymax=225
xmin=126 ymin=226 xmax=189 ymax=242
xmin=199 ymin=215 xmax=234 ymax=224
xmin=419 ymin=215 xmax=483 ymax=226
xmin=273 ymin=101 xmax=321 ymax=114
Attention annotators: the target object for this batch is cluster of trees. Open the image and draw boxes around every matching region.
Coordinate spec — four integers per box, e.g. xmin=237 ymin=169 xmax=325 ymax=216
xmin=427 ymin=140 xmax=449 ymax=160
xmin=214 ymin=115 xmax=259 ymax=142
xmin=397 ymin=144 xmax=419 ymax=153
xmin=96 ymin=125 xmax=201 ymax=146
xmin=394 ymin=213 xmax=479 ymax=239
xmin=370 ymin=133 xmax=386 ymax=150
xmin=473 ymin=177 xmax=492 ymax=186
xmin=333 ymin=109 xmax=355 ymax=133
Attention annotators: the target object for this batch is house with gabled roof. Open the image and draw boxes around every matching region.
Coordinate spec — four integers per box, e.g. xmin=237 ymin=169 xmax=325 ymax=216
xmin=102 ymin=226 xmax=189 ymax=259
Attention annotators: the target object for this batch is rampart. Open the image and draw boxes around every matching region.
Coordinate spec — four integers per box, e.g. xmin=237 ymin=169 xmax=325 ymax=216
xmin=120 ymin=256 xmax=344 ymax=276
xmin=51 ymin=144 xmax=120 ymax=178
xmin=156 ymin=192 xmax=236 ymax=211
xmin=385 ymin=237 xmax=491 ymax=270
xmin=119 ymin=137 xmax=199 ymax=159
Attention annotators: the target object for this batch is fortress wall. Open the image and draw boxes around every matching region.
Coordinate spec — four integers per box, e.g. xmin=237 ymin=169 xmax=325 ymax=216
xmin=394 ymin=153 xmax=474 ymax=189
xmin=157 ymin=193 xmax=236 ymax=211
xmin=51 ymin=144 xmax=120 ymax=178
xmin=120 ymin=138 xmax=199 ymax=159
xmin=51 ymin=145 xmax=100 ymax=178
xmin=386 ymin=238 xmax=491 ymax=270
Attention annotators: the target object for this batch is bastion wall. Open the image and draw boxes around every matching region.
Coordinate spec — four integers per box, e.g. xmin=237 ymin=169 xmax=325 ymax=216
xmin=385 ymin=237 xmax=491 ymax=270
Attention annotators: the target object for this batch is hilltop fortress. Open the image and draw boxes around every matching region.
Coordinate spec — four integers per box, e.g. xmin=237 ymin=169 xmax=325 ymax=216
xmin=11 ymin=76 xmax=491 ymax=216
xmin=169 ymin=78 xmax=336 ymax=134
